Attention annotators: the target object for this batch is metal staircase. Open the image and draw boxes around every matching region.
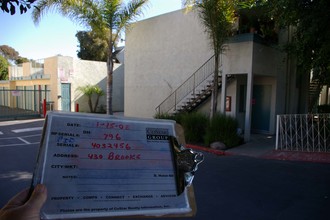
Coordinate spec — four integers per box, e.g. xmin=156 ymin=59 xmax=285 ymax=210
xmin=155 ymin=55 xmax=224 ymax=114
xmin=308 ymin=77 xmax=324 ymax=112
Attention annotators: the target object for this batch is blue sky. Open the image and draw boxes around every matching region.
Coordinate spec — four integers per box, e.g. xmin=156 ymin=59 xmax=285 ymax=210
xmin=0 ymin=0 xmax=182 ymax=60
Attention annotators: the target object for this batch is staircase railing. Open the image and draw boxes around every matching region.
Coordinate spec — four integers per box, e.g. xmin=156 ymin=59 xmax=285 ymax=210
xmin=156 ymin=55 xmax=218 ymax=114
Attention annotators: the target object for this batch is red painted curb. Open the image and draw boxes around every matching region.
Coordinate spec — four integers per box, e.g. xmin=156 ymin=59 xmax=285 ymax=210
xmin=186 ymin=144 xmax=330 ymax=164
xmin=262 ymin=150 xmax=330 ymax=164
xmin=186 ymin=144 xmax=226 ymax=156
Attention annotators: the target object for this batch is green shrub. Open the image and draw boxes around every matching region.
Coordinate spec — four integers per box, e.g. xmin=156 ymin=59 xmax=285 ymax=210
xmin=204 ymin=113 xmax=242 ymax=148
xmin=317 ymin=104 xmax=330 ymax=113
xmin=155 ymin=112 xmax=208 ymax=144
xmin=155 ymin=112 xmax=242 ymax=148
xmin=180 ymin=112 xmax=208 ymax=144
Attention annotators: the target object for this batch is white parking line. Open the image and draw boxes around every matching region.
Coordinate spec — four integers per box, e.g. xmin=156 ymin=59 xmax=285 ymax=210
xmin=0 ymin=134 xmax=41 ymax=140
xmin=0 ymin=142 xmax=40 ymax=148
xmin=0 ymin=118 xmax=44 ymax=127
xmin=12 ymin=127 xmax=43 ymax=133
xmin=0 ymin=134 xmax=41 ymax=147
xmin=17 ymin=137 xmax=31 ymax=144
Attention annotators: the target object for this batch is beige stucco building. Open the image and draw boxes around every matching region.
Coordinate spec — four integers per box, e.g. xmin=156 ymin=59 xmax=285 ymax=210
xmin=0 ymin=53 xmax=124 ymax=114
xmin=125 ymin=9 xmax=309 ymax=141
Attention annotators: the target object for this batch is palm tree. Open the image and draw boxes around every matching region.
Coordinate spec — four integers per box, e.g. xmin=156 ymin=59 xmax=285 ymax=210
xmin=32 ymin=0 xmax=148 ymax=115
xmin=183 ymin=0 xmax=237 ymax=118
xmin=77 ymin=84 xmax=104 ymax=113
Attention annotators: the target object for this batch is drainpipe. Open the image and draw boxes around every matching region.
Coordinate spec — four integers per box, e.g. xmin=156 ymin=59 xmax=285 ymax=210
xmin=244 ymin=72 xmax=253 ymax=142
xmin=284 ymin=26 xmax=291 ymax=114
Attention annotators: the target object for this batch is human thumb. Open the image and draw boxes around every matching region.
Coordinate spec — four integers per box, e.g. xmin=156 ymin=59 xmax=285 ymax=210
xmin=25 ymin=184 xmax=47 ymax=210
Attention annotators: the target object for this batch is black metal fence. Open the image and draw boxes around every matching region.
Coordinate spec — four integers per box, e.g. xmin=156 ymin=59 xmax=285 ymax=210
xmin=0 ymin=88 xmax=51 ymax=120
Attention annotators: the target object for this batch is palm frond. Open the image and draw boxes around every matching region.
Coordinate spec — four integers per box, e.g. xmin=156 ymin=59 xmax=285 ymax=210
xmin=194 ymin=0 xmax=236 ymax=53
xmin=101 ymin=0 xmax=121 ymax=26
xmin=32 ymin=0 xmax=66 ymax=25
xmin=112 ymin=0 xmax=149 ymax=42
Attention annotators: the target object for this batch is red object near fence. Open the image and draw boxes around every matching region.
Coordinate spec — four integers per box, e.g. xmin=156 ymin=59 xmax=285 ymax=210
xmin=75 ymin=103 xmax=79 ymax=112
xmin=43 ymin=99 xmax=47 ymax=117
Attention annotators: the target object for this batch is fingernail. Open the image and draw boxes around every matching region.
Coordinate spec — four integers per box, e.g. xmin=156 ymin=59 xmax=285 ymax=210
xmin=35 ymin=184 xmax=46 ymax=193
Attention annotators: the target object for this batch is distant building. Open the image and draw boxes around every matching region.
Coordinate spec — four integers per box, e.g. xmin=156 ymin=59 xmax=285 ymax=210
xmin=0 ymin=52 xmax=124 ymax=114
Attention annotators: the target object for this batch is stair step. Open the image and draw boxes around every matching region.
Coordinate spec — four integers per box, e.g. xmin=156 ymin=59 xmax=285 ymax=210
xmin=308 ymin=78 xmax=324 ymax=112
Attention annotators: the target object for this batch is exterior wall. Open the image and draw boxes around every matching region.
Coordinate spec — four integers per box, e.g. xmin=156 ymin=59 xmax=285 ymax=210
xmin=112 ymin=64 xmax=124 ymax=112
xmin=194 ymin=77 xmax=238 ymax=117
xmin=252 ymin=43 xmax=280 ymax=76
xmin=319 ymin=86 xmax=330 ymax=105
xmin=253 ymin=76 xmax=277 ymax=133
xmin=236 ymin=75 xmax=248 ymax=130
xmin=252 ymin=42 xmax=282 ymax=134
xmin=125 ymin=9 xmax=298 ymax=136
xmin=70 ymin=59 xmax=124 ymax=113
xmin=71 ymin=58 xmax=107 ymax=112
xmin=222 ymin=41 xmax=253 ymax=75
xmin=125 ymin=9 xmax=213 ymax=118
xmin=44 ymin=56 xmax=59 ymax=110
xmin=8 ymin=66 xmax=23 ymax=78
xmin=22 ymin=62 xmax=31 ymax=77
xmin=116 ymin=48 xmax=125 ymax=64
xmin=275 ymin=28 xmax=306 ymax=115
xmin=2 ymin=55 xmax=124 ymax=113
xmin=125 ymin=9 xmax=281 ymax=121
xmin=113 ymin=48 xmax=125 ymax=112
xmin=53 ymin=56 xmax=124 ymax=113
xmin=43 ymin=56 xmax=107 ymax=112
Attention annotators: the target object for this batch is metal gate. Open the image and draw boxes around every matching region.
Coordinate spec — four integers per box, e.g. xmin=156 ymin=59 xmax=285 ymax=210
xmin=276 ymin=114 xmax=330 ymax=152
xmin=0 ymin=86 xmax=50 ymax=120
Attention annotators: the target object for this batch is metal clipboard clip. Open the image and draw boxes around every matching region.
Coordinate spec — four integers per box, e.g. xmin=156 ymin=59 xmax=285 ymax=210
xmin=169 ymin=136 xmax=204 ymax=195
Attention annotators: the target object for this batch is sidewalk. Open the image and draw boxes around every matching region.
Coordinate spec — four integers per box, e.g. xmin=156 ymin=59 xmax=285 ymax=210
xmin=187 ymin=134 xmax=330 ymax=164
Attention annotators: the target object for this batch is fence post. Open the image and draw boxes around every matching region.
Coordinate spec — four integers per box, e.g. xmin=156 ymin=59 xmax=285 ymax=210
xmin=43 ymin=99 xmax=47 ymax=118
xmin=38 ymin=85 xmax=41 ymax=113
xmin=275 ymin=115 xmax=280 ymax=150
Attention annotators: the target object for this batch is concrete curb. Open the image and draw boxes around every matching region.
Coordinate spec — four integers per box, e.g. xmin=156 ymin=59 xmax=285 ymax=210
xmin=186 ymin=144 xmax=226 ymax=156
xmin=186 ymin=144 xmax=330 ymax=164
xmin=261 ymin=150 xmax=330 ymax=164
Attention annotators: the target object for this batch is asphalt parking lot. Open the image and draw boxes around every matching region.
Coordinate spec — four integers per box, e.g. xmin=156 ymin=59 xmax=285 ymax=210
xmin=1 ymin=119 xmax=330 ymax=220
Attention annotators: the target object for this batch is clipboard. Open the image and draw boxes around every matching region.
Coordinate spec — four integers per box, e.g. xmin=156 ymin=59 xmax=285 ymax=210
xmin=31 ymin=112 xmax=203 ymax=219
